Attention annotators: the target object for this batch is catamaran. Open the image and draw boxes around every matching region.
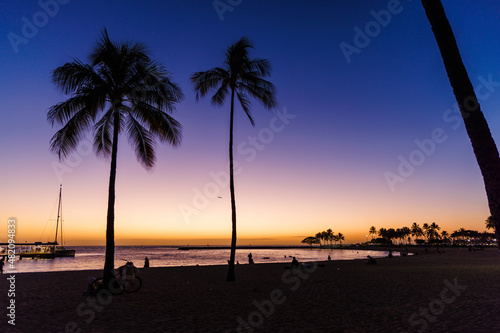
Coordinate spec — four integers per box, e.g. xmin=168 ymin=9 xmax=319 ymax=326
xmin=19 ymin=185 xmax=76 ymax=259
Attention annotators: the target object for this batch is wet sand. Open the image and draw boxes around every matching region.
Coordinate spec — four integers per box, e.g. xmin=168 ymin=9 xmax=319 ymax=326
xmin=1 ymin=247 xmax=499 ymax=332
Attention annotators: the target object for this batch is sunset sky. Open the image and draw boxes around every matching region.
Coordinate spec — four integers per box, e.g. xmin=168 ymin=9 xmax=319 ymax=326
xmin=1 ymin=0 xmax=499 ymax=246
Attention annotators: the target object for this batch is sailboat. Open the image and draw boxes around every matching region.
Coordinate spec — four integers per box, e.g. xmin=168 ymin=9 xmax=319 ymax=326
xmin=19 ymin=185 xmax=75 ymax=259
xmin=53 ymin=184 xmax=76 ymax=257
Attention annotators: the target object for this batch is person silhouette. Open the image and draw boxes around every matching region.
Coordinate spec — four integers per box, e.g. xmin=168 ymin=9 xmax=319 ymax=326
xmin=291 ymin=257 xmax=299 ymax=268
xmin=248 ymin=253 xmax=254 ymax=264
xmin=144 ymin=257 xmax=150 ymax=268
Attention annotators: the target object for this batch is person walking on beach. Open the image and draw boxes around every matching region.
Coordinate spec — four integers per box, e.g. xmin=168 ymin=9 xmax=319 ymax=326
xmin=144 ymin=257 xmax=150 ymax=268
xmin=248 ymin=253 xmax=254 ymax=264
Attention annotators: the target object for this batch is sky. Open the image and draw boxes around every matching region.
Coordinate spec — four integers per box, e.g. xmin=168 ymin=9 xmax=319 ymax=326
xmin=1 ymin=0 xmax=500 ymax=246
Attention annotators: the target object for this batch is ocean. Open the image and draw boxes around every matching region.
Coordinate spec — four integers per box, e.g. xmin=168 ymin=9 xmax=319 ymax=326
xmin=7 ymin=246 xmax=393 ymax=273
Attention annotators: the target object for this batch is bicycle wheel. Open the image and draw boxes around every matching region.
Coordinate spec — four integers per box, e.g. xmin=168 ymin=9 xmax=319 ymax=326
xmin=123 ymin=276 xmax=142 ymax=292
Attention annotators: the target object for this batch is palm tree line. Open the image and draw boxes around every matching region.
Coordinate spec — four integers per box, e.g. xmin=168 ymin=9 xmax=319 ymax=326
xmin=368 ymin=217 xmax=496 ymax=246
xmin=301 ymin=228 xmax=345 ymax=247
xmin=48 ymin=30 xmax=276 ymax=284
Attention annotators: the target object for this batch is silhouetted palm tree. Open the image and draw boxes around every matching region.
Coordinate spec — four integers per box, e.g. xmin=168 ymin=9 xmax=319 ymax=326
xmin=422 ymin=0 xmax=500 ymax=247
xmin=411 ymin=222 xmax=424 ymax=241
xmin=485 ymin=216 xmax=495 ymax=230
xmin=369 ymin=226 xmax=377 ymax=239
xmin=337 ymin=232 xmax=345 ymax=246
xmin=48 ymin=29 xmax=183 ymax=286
xmin=326 ymin=228 xmax=334 ymax=247
xmin=191 ymin=37 xmax=277 ymax=281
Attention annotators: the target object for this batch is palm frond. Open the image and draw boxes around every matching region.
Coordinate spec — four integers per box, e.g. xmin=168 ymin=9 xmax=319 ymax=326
xmin=191 ymin=67 xmax=228 ymax=100
xmin=236 ymin=91 xmax=255 ymax=126
xmin=126 ymin=114 xmax=156 ymax=168
xmin=130 ymin=101 xmax=182 ymax=146
xmin=93 ymin=109 xmax=115 ymax=158
xmin=49 ymin=109 xmax=94 ymax=159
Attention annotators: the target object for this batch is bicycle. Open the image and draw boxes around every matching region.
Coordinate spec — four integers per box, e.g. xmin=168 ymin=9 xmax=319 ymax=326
xmin=91 ymin=261 xmax=142 ymax=294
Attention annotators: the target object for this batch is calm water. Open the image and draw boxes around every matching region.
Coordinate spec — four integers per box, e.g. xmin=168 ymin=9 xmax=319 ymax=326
xmin=6 ymin=246 xmax=394 ymax=273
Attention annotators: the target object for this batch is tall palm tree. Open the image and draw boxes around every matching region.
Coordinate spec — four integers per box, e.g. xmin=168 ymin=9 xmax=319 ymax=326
xmin=48 ymin=29 xmax=183 ymax=286
xmin=422 ymin=0 xmax=500 ymax=247
xmin=191 ymin=37 xmax=277 ymax=281
xmin=369 ymin=226 xmax=377 ymax=239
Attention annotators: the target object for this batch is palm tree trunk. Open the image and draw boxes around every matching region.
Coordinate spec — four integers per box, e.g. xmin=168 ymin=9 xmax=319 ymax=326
xmin=422 ymin=0 xmax=500 ymax=248
xmin=227 ymin=88 xmax=237 ymax=282
xmin=103 ymin=111 xmax=120 ymax=286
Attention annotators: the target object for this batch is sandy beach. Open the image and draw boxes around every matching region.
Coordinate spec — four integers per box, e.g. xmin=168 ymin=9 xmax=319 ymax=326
xmin=1 ymin=247 xmax=499 ymax=332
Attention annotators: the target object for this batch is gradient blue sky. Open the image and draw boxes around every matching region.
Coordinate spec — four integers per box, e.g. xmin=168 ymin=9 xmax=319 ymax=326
xmin=1 ymin=0 xmax=499 ymax=245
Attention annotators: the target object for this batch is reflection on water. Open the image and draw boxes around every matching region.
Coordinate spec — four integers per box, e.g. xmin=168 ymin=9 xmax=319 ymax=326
xmin=10 ymin=246 xmax=394 ymax=273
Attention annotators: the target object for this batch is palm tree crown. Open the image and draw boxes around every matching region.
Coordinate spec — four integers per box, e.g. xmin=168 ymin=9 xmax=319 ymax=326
xmin=49 ymin=29 xmax=183 ymax=166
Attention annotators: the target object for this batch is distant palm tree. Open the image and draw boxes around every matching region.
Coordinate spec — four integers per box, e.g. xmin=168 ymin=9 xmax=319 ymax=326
xmin=315 ymin=232 xmax=324 ymax=247
xmin=422 ymin=0 xmax=500 ymax=248
xmin=401 ymin=226 xmax=411 ymax=245
xmin=326 ymin=228 xmax=334 ymax=247
xmin=48 ymin=29 xmax=183 ymax=287
xmin=337 ymin=232 xmax=345 ymax=246
xmin=485 ymin=216 xmax=495 ymax=230
xmin=378 ymin=228 xmax=388 ymax=240
xmin=369 ymin=226 xmax=377 ymax=239
xmin=191 ymin=37 xmax=277 ymax=282
xmin=411 ymin=222 xmax=424 ymax=241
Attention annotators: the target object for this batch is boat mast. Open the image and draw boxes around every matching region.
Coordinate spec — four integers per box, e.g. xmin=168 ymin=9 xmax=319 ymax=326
xmin=54 ymin=184 xmax=62 ymax=246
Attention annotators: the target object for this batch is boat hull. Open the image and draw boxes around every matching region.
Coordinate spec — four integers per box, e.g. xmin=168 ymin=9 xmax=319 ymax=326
xmin=55 ymin=249 xmax=76 ymax=257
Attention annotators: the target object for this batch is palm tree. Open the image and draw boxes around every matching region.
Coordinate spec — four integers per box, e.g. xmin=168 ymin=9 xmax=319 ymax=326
xmin=315 ymin=232 xmax=324 ymax=247
xmin=326 ymin=228 xmax=334 ymax=247
xmin=369 ymin=226 xmax=377 ymax=239
xmin=337 ymin=232 xmax=345 ymax=246
xmin=422 ymin=0 xmax=500 ymax=247
xmin=411 ymin=222 xmax=424 ymax=241
xmin=422 ymin=223 xmax=430 ymax=242
xmin=192 ymin=37 xmax=277 ymax=281
xmin=48 ymin=29 xmax=183 ymax=287
xmin=485 ymin=216 xmax=495 ymax=230
xmin=401 ymin=226 xmax=411 ymax=245
xmin=378 ymin=228 xmax=388 ymax=240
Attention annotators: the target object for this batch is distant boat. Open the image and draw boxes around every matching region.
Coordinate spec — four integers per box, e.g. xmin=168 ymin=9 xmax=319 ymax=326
xmin=19 ymin=185 xmax=75 ymax=259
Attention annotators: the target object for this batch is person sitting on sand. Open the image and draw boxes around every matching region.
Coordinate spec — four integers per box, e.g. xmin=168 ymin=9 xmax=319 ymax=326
xmin=366 ymin=255 xmax=377 ymax=265
xmin=291 ymin=257 xmax=299 ymax=268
